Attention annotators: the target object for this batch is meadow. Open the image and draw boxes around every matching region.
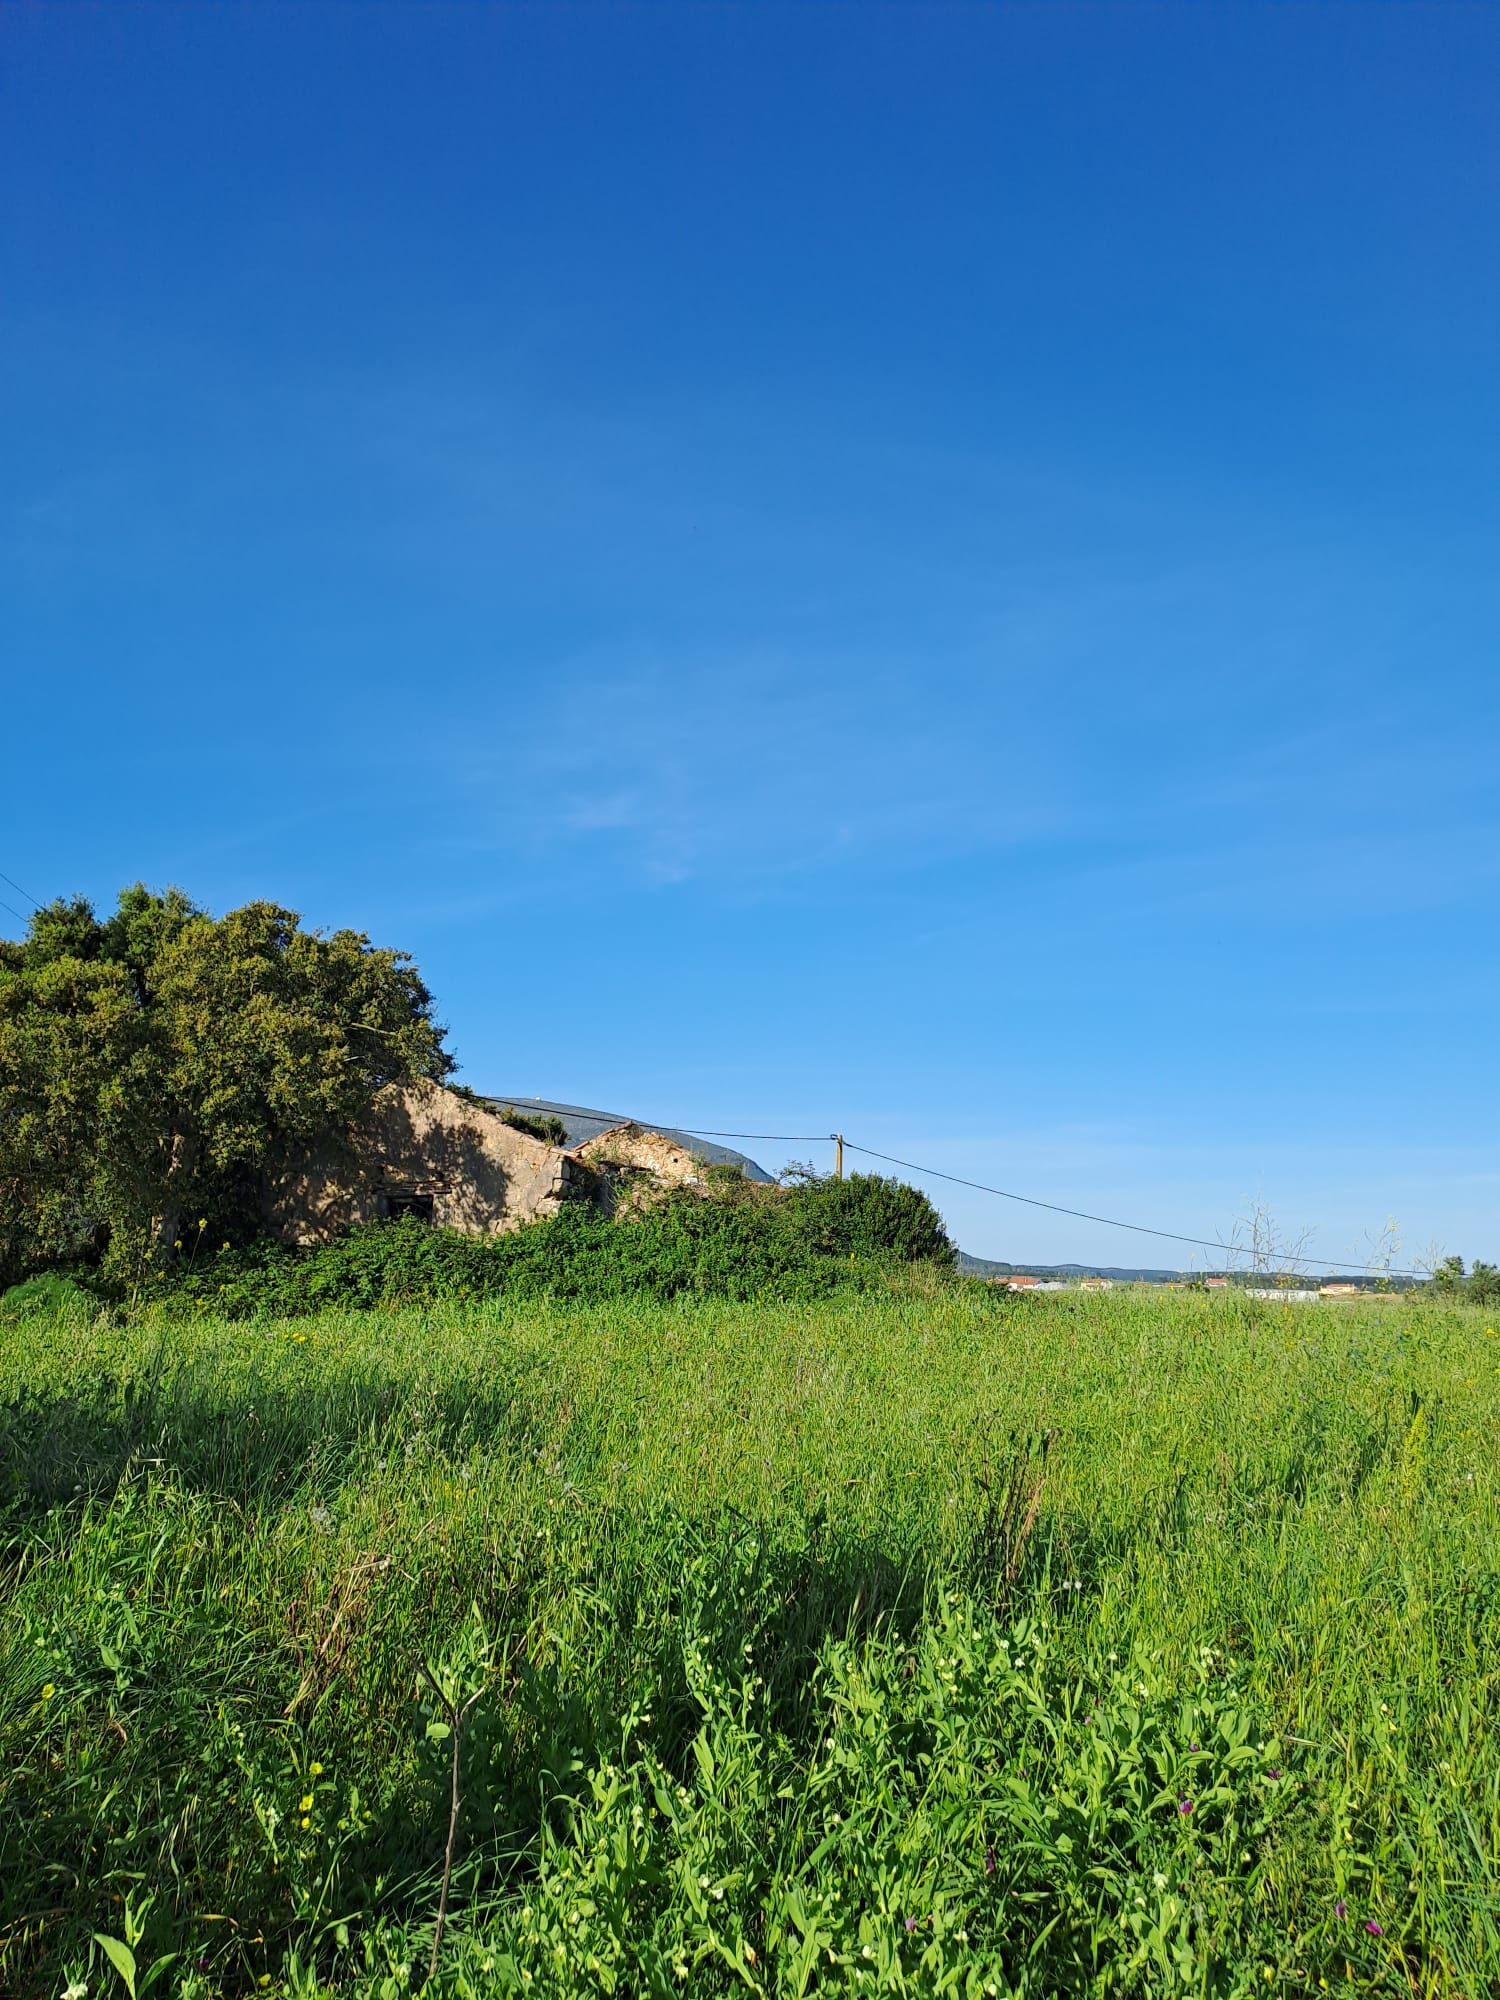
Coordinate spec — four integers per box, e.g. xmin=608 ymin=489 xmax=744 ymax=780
xmin=1 ymin=1280 xmax=1497 ymax=1998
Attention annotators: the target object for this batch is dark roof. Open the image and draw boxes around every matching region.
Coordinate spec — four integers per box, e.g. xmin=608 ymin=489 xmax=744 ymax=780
xmin=481 ymin=1097 xmax=775 ymax=1183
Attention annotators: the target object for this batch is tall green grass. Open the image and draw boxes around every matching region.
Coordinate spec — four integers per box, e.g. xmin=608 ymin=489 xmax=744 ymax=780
xmin=2 ymin=1283 xmax=1497 ymax=1996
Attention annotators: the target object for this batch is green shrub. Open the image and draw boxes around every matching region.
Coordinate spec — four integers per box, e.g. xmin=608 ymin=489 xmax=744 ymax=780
xmin=150 ymin=1194 xmax=855 ymax=1319
xmin=136 ymin=1171 xmax=959 ymax=1320
xmin=786 ymin=1169 xmax=955 ymax=1265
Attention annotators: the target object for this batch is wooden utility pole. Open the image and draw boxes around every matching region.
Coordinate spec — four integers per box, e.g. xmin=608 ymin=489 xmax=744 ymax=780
xmin=834 ymin=1133 xmax=844 ymax=1181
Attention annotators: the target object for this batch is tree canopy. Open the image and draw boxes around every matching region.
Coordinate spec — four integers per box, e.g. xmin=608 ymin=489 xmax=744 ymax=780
xmin=0 ymin=885 xmax=451 ymax=1286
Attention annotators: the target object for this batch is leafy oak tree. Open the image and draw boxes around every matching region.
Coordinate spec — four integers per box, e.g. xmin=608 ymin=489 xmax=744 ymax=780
xmin=0 ymin=885 xmax=451 ymax=1287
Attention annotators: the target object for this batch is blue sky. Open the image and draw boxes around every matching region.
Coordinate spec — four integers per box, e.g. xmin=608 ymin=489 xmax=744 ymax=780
xmin=4 ymin=3 xmax=1497 ymax=1268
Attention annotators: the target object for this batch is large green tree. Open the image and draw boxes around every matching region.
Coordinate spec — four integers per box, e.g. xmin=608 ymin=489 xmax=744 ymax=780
xmin=0 ymin=886 xmax=451 ymax=1286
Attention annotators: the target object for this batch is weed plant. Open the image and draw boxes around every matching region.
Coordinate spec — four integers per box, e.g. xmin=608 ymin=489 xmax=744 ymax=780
xmin=1 ymin=1284 xmax=1497 ymax=1996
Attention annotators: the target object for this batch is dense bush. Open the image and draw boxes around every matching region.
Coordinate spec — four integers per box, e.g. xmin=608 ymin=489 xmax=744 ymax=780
xmin=132 ymin=1171 xmax=952 ymax=1319
xmin=149 ymin=1197 xmax=844 ymax=1317
xmin=784 ymin=1169 xmax=955 ymax=1266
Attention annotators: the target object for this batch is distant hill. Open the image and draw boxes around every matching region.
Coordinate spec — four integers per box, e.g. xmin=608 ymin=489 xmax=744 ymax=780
xmin=958 ymin=1252 xmax=1190 ymax=1283
xmin=958 ymin=1252 xmax=1392 ymax=1287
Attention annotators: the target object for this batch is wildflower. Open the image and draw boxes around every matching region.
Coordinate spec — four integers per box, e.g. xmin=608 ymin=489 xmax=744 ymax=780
xmin=1178 ymin=1797 xmax=1194 ymax=1814
xmin=1267 ymin=1767 xmax=1282 ymax=1781
xmin=1365 ymin=1920 xmax=1383 ymax=1935
xmin=1334 ymin=1900 xmax=1347 ymax=1920
xmin=300 ymin=1794 xmax=314 ymax=1812
xmin=42 ymin=1684 xmax=56 ymax=1700
xmin=904 ymin=1916 xmax=918 ymax=1933
xmin=198 ymin=1958 xmax=210 ymax=1973
xmin=985 ymin=1845 xmax=996 ymax=1875
xmin=310 ymin=1762 xmax=323 ymax=1776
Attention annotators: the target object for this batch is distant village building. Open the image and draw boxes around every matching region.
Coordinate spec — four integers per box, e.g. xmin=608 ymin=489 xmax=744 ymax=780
xmin=1205 ymin=1277 xmax=1230 ymax=1290
xmin=1319 ymin=1282 xmax=1362 ymax=1297
xmin=1006 ymin=1274 xmax=1039 ymax=1290
xmin=1079 ymin=1276 xmax=1113 ymax=1291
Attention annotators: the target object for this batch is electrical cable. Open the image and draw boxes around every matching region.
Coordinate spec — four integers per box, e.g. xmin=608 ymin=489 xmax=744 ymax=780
xmin=674 ymin=1128 xmax=838 ymax=1143
xmin=0 ymin=896 xmax=28 ymax=927
xmin=0 ymin=870 xmax=40 ymax=910
xmin=838 ymin=1139 xmax=1423 ymax=1278
xmin=574 ymin=1116 xmax=1415 ymax=1277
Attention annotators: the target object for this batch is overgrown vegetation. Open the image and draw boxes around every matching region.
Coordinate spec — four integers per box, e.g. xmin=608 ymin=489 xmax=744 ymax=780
xmin=495 ymin=1104 xmax=570 ymax=1148
xmin=89 ymin=1169 xmax=954 ymax=1318
xmin=1430 ymin=1255 xmax=1500 ymax=1307
xmin=146 ymin=1200 xmax=845 ymax=1315
xmin=0 ymin=887 xmax=449 ymax=1291
xmin=3 ymin=1284 xmax=1496 ymax=1996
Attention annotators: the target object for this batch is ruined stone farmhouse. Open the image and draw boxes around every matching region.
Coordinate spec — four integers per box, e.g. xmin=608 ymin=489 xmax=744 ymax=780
xmin=268 ymin=1079 xmax=729 ymax=1245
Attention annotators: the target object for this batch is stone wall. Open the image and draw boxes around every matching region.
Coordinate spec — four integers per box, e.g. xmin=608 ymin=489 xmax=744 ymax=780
xmin=269 ymin=1079 xmax=593 ymax=1245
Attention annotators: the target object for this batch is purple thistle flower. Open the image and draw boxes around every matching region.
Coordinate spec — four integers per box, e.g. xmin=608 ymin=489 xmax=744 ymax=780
xmin=905 ymin=1916 xmax=918 ymax=1933
xmin=1267 ymin=1767 xmax=1282 ymax=1780
xmin=198 ymin=1959 xmax=211 ymax=1973
xmin=1189 ymin=1742 xmax=1200 ymax=1752
xmin=985 ymin=1845 xmax=996 ymax=1875
xmin=1178 ymin=1797 xmax=1194 ymax=1814
xmin=1334 ymin=1899 xmax=1347 ymax=1920
xmin=1366 ymin=1920 xmax=1383 ymax=1936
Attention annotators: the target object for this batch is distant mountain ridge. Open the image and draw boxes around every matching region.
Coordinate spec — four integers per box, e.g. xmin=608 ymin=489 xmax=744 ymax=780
xmin=958 ymin=1252 xmax=1190 ymax=1283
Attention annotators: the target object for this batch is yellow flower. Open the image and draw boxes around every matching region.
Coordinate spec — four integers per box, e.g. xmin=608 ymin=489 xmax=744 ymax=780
xmin=41 ymin=1684 xmax=56 ymax=1700
xmin=300 ymin=1794 xmax=313 ymax=1812
xmin=300 ymin=1815 xmax=310 ymax=1828
xmin=310 ymin=1762 xmax=323 ymax=1776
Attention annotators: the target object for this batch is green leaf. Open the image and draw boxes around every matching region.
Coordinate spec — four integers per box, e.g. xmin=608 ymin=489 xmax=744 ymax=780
xmin=92 ymin=1934 xmax=137 ymax=2000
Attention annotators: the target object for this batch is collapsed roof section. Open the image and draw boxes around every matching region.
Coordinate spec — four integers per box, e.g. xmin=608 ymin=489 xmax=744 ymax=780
xmin=481 ymin=1096 xmax=775 ymax=1182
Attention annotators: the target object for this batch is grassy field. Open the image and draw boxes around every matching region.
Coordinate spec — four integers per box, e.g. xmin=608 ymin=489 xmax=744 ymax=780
xmin=2 ymin=1280 xmax=1497 ymax=1997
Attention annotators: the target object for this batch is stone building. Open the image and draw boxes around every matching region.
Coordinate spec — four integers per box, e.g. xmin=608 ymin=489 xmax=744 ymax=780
xmin=268 ymin=1079 xmax=714 ymax=1245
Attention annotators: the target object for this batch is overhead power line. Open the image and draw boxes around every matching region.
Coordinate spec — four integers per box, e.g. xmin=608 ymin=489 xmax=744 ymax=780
xmin=486 ymin=1108 xmax=1424 ymax=1280
xmin=0 ymin=870 xmax=40 ymax=910
xmin=675 ymin=1127 xmax=838 ymax=1143
xmin=646 ymin=1124 xmax=1419 ymax=1274
xmin=839 ymin=1140 xmax=1422 ymax=1278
